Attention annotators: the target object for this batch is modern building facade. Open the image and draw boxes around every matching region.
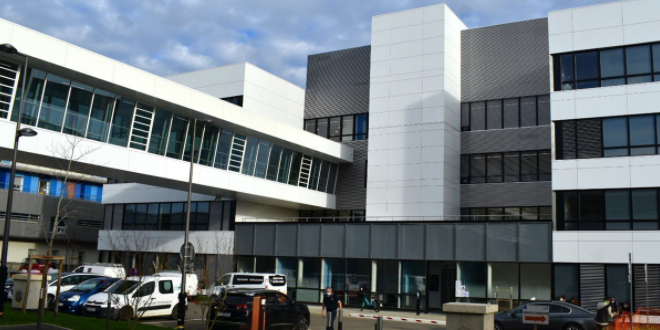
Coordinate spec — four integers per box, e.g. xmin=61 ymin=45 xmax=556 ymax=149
xmin=1 ymin=0 xmax=659 ymax=313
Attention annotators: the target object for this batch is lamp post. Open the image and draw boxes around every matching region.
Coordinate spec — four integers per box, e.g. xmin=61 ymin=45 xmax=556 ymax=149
xmin=177 ymin=118 xmax=212 ymax=329
xmin=0 ymin=44 xmax=37 ymax=317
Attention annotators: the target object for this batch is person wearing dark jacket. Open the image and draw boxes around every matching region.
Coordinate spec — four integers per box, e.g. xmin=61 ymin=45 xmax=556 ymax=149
xmin=596 ymin=298 xmax=615 ymax=330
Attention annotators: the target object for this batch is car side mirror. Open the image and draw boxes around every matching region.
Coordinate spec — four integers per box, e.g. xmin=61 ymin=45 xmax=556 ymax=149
xmin=509 ymin=311 xmax=516 ymax=317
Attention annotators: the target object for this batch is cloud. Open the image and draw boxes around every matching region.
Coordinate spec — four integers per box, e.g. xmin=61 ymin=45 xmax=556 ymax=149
xmin=1 ymin=0 xmax=614 ymax=87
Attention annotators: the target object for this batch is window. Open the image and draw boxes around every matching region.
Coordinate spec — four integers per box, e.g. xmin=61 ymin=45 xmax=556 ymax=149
xmin=253 ymin=140 xmax=271 ymax=179
xmin=214 ymin=129 xmax=234 ymax=170
xmin=63 ymin=82 xmax=94 ymax=136
xmin=221 ymin=95 xmax=243 ymax=107
xmin=86 ymin=89 xmax=116 ymax=142
xmin=553 ymin=264 xmax=579 ymax=302
xmin=12 ymin=68 xmax=46 ymax=126
xmin=183 ymin=119 xmax=204 ymax=162
xmin=305 ymin=114 xmax=368 ymax=141
xmin=241 ymin=137 xmax=259 ymax=176
xmin=461 ymin=95 xmax=550 ymax=131
xmin=462 ymin=150 xmax=550 ymax=184
xmin=0 ymin=60 xmax=18 ymax=119
xmin=553 ymin=42 xmax=660 ymax=91
xmin=342 ymin=116 xmax=354 ymax=140
xmin=557 ymin=114 xmax=660 ymax=160
xmin=470 ymin=101 xmax=486 ymax=131
xmin=159 ymin=280 xmax=174 ymax=294
xmin=329 ymin=117 xmax=341 ymax=141
xmin=557 ymin=189 xmax=660 ymax=230
xmin=486 ymin=100 xmax=502 ymax=130
xmin=266 ymin=145 xmax=282 ymax=181
xmin=38 ymin=180 xmax=50 ymax=195
xmin=108 ymin=97 xmax=136 ymax=147
xmin=13 ymin=176 xmax=24 ymax=192
xmin=460 ymin=206 xmax=551 ymax=221
xmin=38 ymin=74 xmax=70 ymax=132
xmin=134 ymin=282 xmax=155 ymax=298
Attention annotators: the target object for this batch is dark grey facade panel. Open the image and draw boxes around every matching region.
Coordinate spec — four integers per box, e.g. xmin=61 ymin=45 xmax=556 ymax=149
xmin=304 ymin=46 xmax=371 ymax=119
xmin=254 ymin=224 xmax=276 ymax=256
xmin=455 ymin=224 xmax=486 ymax=261
xmin=460 ymin=182 xmax=552 ymax=208
xmin=321 ymin=224 xmax=345 ymax=258
xmin=335 ymin=140 xmax=367 ymax=210
xmin=236 ymin=222 xmax=551 ymax=263
xmin=209 ymin=202 xmax=224 ymax=231
xmin=111 ymin=205 xmax=123 ymax=230
xmin=299 ymin=224 xmax=321 ymax=257
xmin=234 ymin=224 xmax=254 ymax=255
xmin=346 ymin=225 xmax=371 ymax=258
xmin=461 ymin=126 xmax=551 ymax=154
xmin=372 ymin=224 xmax=397 ymax=259
xmin=518 ymin=223 xmax=552 ymax=262
xmin=400 ymin=224 xmax=425 ymax=260
xmin=486 ymin=223 xmax=518 ymax=262
xmin=276 ymin=224 xmax=298 ymax=257
xmin=427 ymin=224 xmax=455 ymax=260
xmin=461 ymin=18 xmax=550 ymax=102
xmin=104 ymin=205 xmax=113 ymax=230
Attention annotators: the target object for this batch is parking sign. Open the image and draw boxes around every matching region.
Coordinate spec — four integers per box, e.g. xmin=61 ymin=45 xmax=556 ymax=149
xmin=523 ymin=305 xmax=549 ymax=325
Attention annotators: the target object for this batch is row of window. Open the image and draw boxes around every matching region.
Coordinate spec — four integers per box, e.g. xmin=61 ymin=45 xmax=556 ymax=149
xmin=557 ymin=189 xmax=660 ymax=231
xmin=554 ymin=42 xmax=660 ymax=91
xmin=460 ymin=95 xmax=550 ymax=132
xmin=460 ymin=150 xmax=551 ymax=184
xmin=0 ymin=168 xmax=103 ymax=202
xmin=298 ymin=210 xmax=366 ymax=222
xmin=4 ymin=64 xmax=339 ymax=194
xmin=556 ymin=114 xmax=660 ymax=160
xmin=460 ymin=206 xmax=552 ymax=221
xmin=0 ymin=60 xmax=18 ymax=119
xmin=105 ymin=201 xmax=235 ymax=231
xmin=304 ymin=114 xmax=368 ymax=141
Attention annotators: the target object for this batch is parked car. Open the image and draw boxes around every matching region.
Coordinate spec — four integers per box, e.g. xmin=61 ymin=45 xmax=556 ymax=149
xmin=82 ymin=275 xmax=184 ymax=320
xmin=209 ymin=273 xmax=287 ymax=299
xmin=46 ymin=274 xmax=105 ymax=308
xmin=210 ymin=289 xmax=309 ymax=330
xmin=18 ymin=258 xmax=54 ymax=273
xmin=57 ymin=277 xmax=119 ymax=314
xmin=4 ymin=277 xmax=14 ymax=301
xmin=72 ymin=263 xmax=126 ymax=278
xmin=495 ymin=301 xmax=596 ymax=330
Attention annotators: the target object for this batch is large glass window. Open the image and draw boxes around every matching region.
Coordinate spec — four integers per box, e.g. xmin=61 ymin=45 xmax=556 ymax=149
xmin=503 ymin=98 xmax=519 ymax=129
xmin=277 ymin=148 xmax=292 ymax=184
xmin=486 ymin=100 xmax=502 ymax=130
xmin=520 ymin=264 xmax=551 ymax=300
xmin=214 ymin=129 xmax=233 ymax=170
xmin=463 ymin=150 xmax=549 ymax=184
xmin=457 ymin=262 xmax=486 ymax=299
xmin=38 ymin=74 xmax=70 ymax=132
xmin=308 ymin=157 xmax=322 ymax=190
xmin=470 ymin=101 xmax=486 ymax=131
xmin=166 ymin=116 xmax=188 ymax=159
xmin=329 ymin=117 xmax=341 ymax=141
xmin=12 ymin=68 xmax=46 ymax=126
xmin=316 ymin=118 xmax=328 ymax=138
xmin=462 ymin=95 xmax=549 ymax=132
xmin=108 ymin=97 xmax=135 ymax=147
xmin=600 ymin=48 xmax=625 ymax=86
xmin=183 ymin=120 xmax=204 ymax=163
xmin=342 ymin=116 xmax=354 ymax=141
xmin=323 ymin=258 xmax=345 ymax=291
xmin=607 ymin=265 xmax=631 ymax=304
xmin=627 ymin=45 xmax=652 ymax=77
xmin=520 ymin=96 xmax=537 ymax=127
xmin=148 ymin=109 xmax=172 ymax=156
xmin=241 ymin=137 xmax=259 ymax=176
xmin=253 ymin=140 xmax=271 ymax=179
xmin=317 ymin=160 xmax=330 ymax=192
xmin=629 ymin=115 xmax=655 ymax=155
xmin=554 ymin=264 xmax=579 ymax=302
xmin=560 ymin=54 xmax=575 ymax=90
xmin=355 ymin=114 xmax=368 ymax=140
xmin=632 ymin=189 xmax=657 ymax=220
xmin=376 ymin=260 xmax=399 ymax=308
xmin=86 ymin=89 xmax=116 ymax=142
xmin=603 ymin=117 xmax=629 ymax=156
xmin=266 ymin=145 xmax=282 ymax=181
xmin=288 ymin=151 xmax=303 ymax=185
xmin=488 ymin=263 xmax=519 ymax=299
xmin=486 ymin=154 xmax=503 ymax=183
xmin=198 ymin=125 xmax=218 ymax=166
xmin=304 ymin=114 xmax=367 ymax=141
xmin=298 ymin=258 xmax=321 ymax=303
xmin=327 ymin=163 xmax=338 ymax=195
xmin=276 ymin=257 xmax=298 ymax=288
xmin=0 ymin=60 xmax=18 ymax=119
xmin=63 ymin=82 xmax=94 ymax=136
xmin=401 ymin=261 xmax=425 ymax=309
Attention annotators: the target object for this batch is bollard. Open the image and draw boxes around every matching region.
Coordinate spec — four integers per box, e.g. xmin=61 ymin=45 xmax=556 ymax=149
xmin=106 ymin=296 xmax=111 ymax=330
xmin=326 ymin=310 xmax=332 ymax=330
xmin=416 ymin=291 xmax=421 ymax=316
xmin=338 ymin=309 xmax=343 ymax=330
xmin=377 ymin=315 xmax=384 ymax=330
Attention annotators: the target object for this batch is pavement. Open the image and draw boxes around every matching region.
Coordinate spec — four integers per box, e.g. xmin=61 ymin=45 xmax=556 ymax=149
xmin=140 ymin=303 xmax=447 ymax=330
xmin=0 ymin=325 xmax=70 ymax=330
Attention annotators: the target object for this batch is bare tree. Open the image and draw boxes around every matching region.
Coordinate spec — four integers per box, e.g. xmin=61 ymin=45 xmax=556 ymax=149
xmin=42 ymin=135 xmax=100 ymax=257
xmin=99 ymin=231 xmax=167 ymax=330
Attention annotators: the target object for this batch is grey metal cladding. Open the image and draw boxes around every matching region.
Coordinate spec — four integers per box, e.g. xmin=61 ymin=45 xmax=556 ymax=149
xmin=346 ymin=225 xmax=371 ymax=258
xmin=461 ymin=182 xmax=552 ymax=208
xmin=276 ymin=224 xmax=298 ymax=256
xmin=372 ymin=224 xmax=397 ymax=259
xmin=299 ymin=224 xmax=321 ymax=257
xmin=461 ymin=126 xmax=551 ymax=154
xmin=321 ymin=224 xmax=345 ymax=257
xmin=235 ymin=224 xmax=255 ymax=255
xmin=518 ymin=222 xmax=552 ymax=262
xmin=426 ymin=224 xmax=455 ymax=260
xmin=335 ymin=140 xmax=367 ymax=210
xmin=400 ymin=224 xmax=425 ymax=260
xmin=462 ymin=18 xmax=550 ymax=102
xmin=254 ymin=224 xmax=276 ymax=256
xmin=455 ymin=224 xmax=486 ymax=261
xmin=305 ymin=46 xmax=371 ymax=119
xmin=486 ymin=223 xmax=518 ymax=262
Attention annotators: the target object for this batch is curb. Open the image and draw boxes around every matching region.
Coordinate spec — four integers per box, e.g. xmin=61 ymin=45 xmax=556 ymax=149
xmin=348 ymin=313 xmax=446 ymax=325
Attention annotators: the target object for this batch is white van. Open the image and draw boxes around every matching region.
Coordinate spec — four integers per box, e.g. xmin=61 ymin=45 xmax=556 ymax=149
xmin=154 ymin=271 xmax=199 ymax=297
xmin=82 ymin=275 xmax=185 ymax=320
xmin=72 ymin=263 xmax=126 ymax=278
xmin=209 ymin=273 xmax=287 ymax=298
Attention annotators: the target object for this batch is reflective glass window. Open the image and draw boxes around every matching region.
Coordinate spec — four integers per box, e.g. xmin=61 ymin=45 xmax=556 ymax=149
xmin=347 ymin=259 xmax=370 ymax=296
xmin=629 ymin=115 xmax=655 ymax=155
xmin=322 ymin=259 xmax=346 ymax=291
xmin=123 ymin=204 xmax=135 ymax=230
xmin=488 ymin=263 xmax=519 ymax=299
xmin=607 ymin=265 xmax=631 ymax=304
xmin=603 ymin=117 xmax=629 ymax=148
xmin=317 ymin=160 xmax=330 ymax=192
xmin=355 ymin=114 xmax=368 ymax=140
xmin=305 ymin=120 xmax=315 ymax=133
xmin=159 ymin=203 xmax=171 ymax=230
xmin=147 ymin=108 xmax=173 ymax=156
xmin=600 ymin=48 xmax=625 ymax=78
xmin=266 ymin=145 xmax=282 ymax=181
xmin=288 ymin=151 xmax=303 ymax=185
xmin=580 ymin=191 xmax=604 ymax=221
xmin=299 ymin=258 xmax=321 ymax=289
xmin=538 ymin=151 xmax=551 ymax=181
xmin=86 ymin=89 xmax=116 ymax=142
xmin=602 ymin=78 xmax=626 ymax=87
xmin=214 ymin=129 xmax=233 ymax=170
xmin=308 ymin=157 xmax=322 ymax=190
xmin=520 ymin=96 xmax=537 ymax=127
xmin=470 ymin=154 xmax=486 ymax=183
xmin=553 ymin=264 xmax=579 ymax=302
xmin=327 ymin=163 xmax=338 ymax=194
xmin=194 ymin=202 xmax=210 ymax=230
xmin=329 ymin=117 xmax=341 ymax=141
xmin=198 ymin=125 xmax=219 ymax=166
xmin=108 ymin=97 xmax=135 ymax=147
xmin=653 ymin=43 xmax=660 ymax=73
xmin=520 ymin=151 xmax=538 ymax=182
xmin=628 ymin=75 xmax=653 ymax=84
xmin=632 ymin=189 xmax=657 ymax=220
xmin=486 ymin=100 xmax=502 ymax=130
xmin=457 ymin=262 xmax=486 ymax=298
xmin=241 ymin=137 xmax=259 ymax=176
xmin=560 ymin=54 xmax=575 ymax=84
xmin=502 ymin=98 xmax=519 ymax=128
xmin=146 ymin=204 xmax=159 ymax=230
xmin=134 ymin=203 xmax=147 ymax=230
xmin=63 ymin=82 xmax=93 ymax=136
xmin=277 ymin=148 xmax=292 ymax=184
xmin=605 ymin=190 xmax=630 ymax=221
xmin=401 ymin=261 xmax=425 ymax=294
xmin=520 ymin=264 xmax=551 ymax=300
xmin=170 ymin=202 xmax=185 ymax=230
xmin=38 ymin=74 xmax=70 ymax=132
xmin=166 ymin=115 xmax=188 ymax=159
xmin=537 ymin=95 xmax=551 ymax=126
xmin=276 ymin=257 xmax=298 ymax=288
xmin=11 ymin=68 xmax=46 ymax=126
xmin=486 ymin=154 xmax=502 ymax=183
xmin=316 ymin=118 xmax=328 ymax=138
xmin=183 ymin=120 xmax=204 ymax=163
xmin=575 ymin=52 xmax=599 ymax=81
xmin=470 ymin=101 xmax=486 ymax=131
xmin=254 ymin=140 xmax=271 ymax=178
xmin=342 ymin=116 xmax=354 ymax=141
xmin=626 ymin=45 xmax=652 ymax=75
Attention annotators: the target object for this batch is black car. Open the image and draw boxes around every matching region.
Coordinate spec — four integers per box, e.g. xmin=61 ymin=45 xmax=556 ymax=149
xmin=495 ymin=301 xmax=596 ymax=330
xmin=210 ymin=289 xmax=310 ymax=330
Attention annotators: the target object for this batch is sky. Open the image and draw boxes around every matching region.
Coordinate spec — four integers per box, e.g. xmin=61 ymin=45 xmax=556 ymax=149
xmin=1 ymin=0 xmax=614 ymax=88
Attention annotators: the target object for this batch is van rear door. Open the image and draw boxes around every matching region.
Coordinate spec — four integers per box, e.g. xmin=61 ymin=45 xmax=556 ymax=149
xmin=268 ymin=275 xmax=287 ymax=293
xmin=232 ymin=274 xmax=265 ymax=289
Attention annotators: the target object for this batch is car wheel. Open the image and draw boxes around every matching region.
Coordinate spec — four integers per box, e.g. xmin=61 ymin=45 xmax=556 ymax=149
xmin=118 ymin=306 xmax=134 ymax=321
xmin=170 ymin=304 xmax=179 ymax=320
xmin=296 ymin=316 xmax=309 ymax=330
xmin=564 ymin=324 xmax=583 ymax=330
xmin=374 ymin=304 xmax=381 ymax=313
xmin=494 ymin=322 xmax=504 ymax=330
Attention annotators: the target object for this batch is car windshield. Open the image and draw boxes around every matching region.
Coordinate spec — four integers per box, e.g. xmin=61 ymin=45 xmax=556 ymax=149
xmin=5 ymin=279 xmax=13 ymax=285
xmin=106 ymin=280 xmax=139 ymax=294
xmin=71 ymin=278 xmax=105 ymax=293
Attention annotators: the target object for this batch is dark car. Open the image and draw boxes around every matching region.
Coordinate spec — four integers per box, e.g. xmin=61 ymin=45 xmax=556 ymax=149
xmin=210 ymin=289 xmax=310 ymax=330
xmin=4 ymin=278 xmax=14 ymax=301
xmin=495 ymin=301 xmax=596 ymax=330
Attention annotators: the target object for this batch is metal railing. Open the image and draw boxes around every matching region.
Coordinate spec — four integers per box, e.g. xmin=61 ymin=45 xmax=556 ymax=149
xmin=239 ymin=214 xmax=554 ymax=223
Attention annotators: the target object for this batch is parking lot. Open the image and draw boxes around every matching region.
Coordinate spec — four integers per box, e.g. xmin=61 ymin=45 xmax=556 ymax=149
xmin=141 ymin=302 xmax=445 ymax=330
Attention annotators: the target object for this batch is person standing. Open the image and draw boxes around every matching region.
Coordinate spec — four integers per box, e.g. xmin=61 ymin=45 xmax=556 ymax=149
xmin=595 ymin=298 xmax=614 ymax=330
xmin=322 ymin=286 xmax=343 ymax=330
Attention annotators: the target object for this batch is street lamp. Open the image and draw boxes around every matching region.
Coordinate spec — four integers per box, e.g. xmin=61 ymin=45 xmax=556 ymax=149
xmin=0 ymin=44 xmax=36 ymax=318
xmin=177 ymin=118 xmax=213 ymax=329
